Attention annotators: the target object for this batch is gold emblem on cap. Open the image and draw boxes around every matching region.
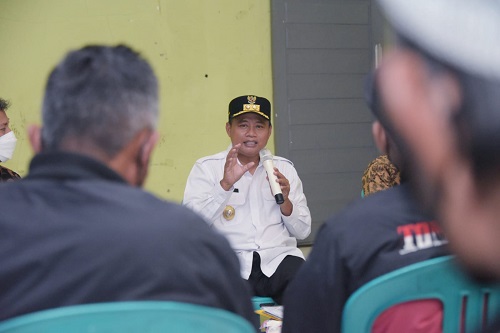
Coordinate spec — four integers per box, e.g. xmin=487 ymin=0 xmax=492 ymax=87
xmin=231 ymin=95 xmax=270 ymax=120
xmin=223 ymin=205 xmax=235 ymax=221
xmin=243 ymin=95 xmax=260 ymax=112
xmin=247 ymin=95 xmax=257 ymax=104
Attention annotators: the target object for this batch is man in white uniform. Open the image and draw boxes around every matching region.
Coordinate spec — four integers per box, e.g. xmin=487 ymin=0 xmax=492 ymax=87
xmin=184 ymin=95 xmax=311 ymax=303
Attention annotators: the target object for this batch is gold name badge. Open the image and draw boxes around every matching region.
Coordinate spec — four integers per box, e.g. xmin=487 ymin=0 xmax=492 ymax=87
xmin=223 ymin=205 xmax=235 ymax=221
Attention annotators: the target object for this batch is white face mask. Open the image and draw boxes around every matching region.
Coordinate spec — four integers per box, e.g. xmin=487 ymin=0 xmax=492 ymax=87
xmin=0 ymin=131 xmax=17 ymax=162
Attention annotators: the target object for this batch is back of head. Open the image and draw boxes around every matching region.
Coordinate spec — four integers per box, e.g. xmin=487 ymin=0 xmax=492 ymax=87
xmin=365 ymin=71 xmax=407 ymax=177
xmin=41 ymin=45 xmax=158 ymax=158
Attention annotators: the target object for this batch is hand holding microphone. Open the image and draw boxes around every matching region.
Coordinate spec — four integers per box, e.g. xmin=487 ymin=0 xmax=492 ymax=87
xmin=260 ymin=148 xmax=285 ymax=205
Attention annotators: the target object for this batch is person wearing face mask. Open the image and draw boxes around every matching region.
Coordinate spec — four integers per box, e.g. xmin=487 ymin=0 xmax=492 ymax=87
xmin=0 ymin=98 xmax=20 ymax=182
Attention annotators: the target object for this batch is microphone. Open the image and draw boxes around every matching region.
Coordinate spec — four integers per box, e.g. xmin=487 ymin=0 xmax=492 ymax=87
xmin=260 ymin=148 xmax=285 ymax=205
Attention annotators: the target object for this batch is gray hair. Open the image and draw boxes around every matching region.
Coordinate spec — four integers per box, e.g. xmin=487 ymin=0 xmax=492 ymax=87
xmin=41 ymin=45 xmax=158 ymax=157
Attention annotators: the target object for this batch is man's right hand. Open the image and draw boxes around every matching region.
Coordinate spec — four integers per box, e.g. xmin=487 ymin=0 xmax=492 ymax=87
xmin=220 ymin=143 xmax=255 ymax=191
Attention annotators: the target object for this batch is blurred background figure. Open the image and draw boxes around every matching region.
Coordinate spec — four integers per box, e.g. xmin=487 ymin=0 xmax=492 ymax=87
xmin=0 ymin=98 xmax=20 ymax=182
xmin=361 ymin=134 xmax=400 ymax=197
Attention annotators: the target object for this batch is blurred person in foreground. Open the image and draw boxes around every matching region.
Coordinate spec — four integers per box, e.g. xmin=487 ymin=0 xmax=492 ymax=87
xmin=282 ymin=73 xmax=448 ymax=333
xmin=0 ymin=45 xmax=255 ymax=326
xmin=0 ymin=98 xmax=21 ymax=182
xmin=375 ymin=0 xmax=500 ymax=331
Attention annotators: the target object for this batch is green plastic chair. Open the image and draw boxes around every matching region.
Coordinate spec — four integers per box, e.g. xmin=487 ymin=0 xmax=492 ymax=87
xmin=342 ymin=256 xmax=500 ymax=333
xmin=0 ymin=301 xmax=256 ymax=333
xmin=251 ymin=297 xmax=276 ymax=311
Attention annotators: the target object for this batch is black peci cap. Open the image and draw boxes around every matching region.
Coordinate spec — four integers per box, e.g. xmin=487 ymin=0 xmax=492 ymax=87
xmin=228 ymin=95 xmax=271 ymax=122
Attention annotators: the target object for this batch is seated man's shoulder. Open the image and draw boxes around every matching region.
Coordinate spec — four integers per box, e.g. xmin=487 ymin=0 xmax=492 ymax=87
xmin=195 ymin=151 xmax=227 ymax=164
xmin=324 ymin=185 xmax=412 ymax=234
xmin=0 ymin=165 xmax=21 ymax=182
xmin=113 ymin=197 xmax=236 ymax=261
xmin=273 ymin=155 xmax=293 ymax=166
xmin=104 ymin=187 xmax=211 ymax=235
xmin=140 ymin=197 xmax=209 ymax=229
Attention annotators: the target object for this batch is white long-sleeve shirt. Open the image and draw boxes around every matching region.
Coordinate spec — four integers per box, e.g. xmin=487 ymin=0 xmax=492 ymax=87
xmin=183 ymin=147 xmax=312 ymax=279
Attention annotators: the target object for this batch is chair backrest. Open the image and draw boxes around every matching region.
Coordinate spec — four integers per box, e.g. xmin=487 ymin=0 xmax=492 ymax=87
xmin=342 ymin=256 xmax=500 ymax=333
xmin=251 ymin=296 xmax=276 ymax=311
xmin=0 ymin=301 xmax=255 ymax=333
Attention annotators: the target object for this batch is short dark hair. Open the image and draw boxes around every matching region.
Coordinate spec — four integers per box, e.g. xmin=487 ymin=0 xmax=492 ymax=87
xmin=41 ymin=45 xmax=158 ymax=157
xmin=0 ymin=98 xmax=10 ymax=112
